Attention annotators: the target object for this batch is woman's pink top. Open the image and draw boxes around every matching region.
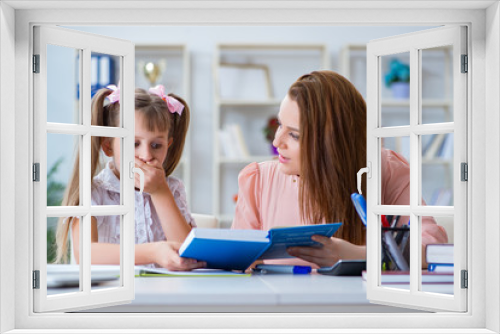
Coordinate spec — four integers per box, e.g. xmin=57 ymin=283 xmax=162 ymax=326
xmin=232 ymin=149 xmax=448 ymax=267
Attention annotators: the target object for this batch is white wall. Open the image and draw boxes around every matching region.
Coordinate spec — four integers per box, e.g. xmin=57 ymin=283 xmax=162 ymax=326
xmin=57 ymin=25 xmax=433 ymax=215
xmin=0 ymin=2 xmax=16 ymax=333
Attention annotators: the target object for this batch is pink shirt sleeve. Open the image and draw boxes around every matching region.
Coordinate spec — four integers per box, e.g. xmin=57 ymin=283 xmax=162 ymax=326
xmin=382 ymin=149 xmax=448 ymax=245
xmin=232 ymin=162 xmax=262 ymax=230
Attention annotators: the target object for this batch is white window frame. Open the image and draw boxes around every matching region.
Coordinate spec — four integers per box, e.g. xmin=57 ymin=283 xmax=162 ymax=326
xmin=365 ymin=26 xmax=468 ymax=312
xmin=1 ymin=1 xmax=498 ymax=333
xmin=32 ymin=25 xmax=136 ymax=312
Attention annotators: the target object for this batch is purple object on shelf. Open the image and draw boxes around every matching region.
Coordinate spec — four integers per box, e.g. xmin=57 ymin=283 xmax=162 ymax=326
xmin=391 ymin=81 xmax=410 ymax=99
xmin=271 ymin=144 xmax=279 ymax=155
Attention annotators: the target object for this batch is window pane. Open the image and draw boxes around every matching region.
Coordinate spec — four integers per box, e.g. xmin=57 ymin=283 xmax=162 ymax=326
xmin=91 ymin=136 xmax=122 ymax=205
xmin=420 ymin=215 xmax=455 ymax=295
xmin=381 ymin=136 xmax=410 ymax=205
xmin=47 ymin=44 xmax=81 ymax=124
xmin=421 ymin=46 xmax=453 ymax=124
xmin=380 ymin=214 xmax=410 ymax=292
xmin=90 ymin=52 xmax=121 ymax=127
xmin=91 ymin=215 xmax=122 ymax=291
xmin=220 ymin=164 xmax=242 ymax=228
xmin=47 ymin=133 xmax=80 ymax=206
xmin=46 ymin=216 xmax=81 ymax=296
xmin=421 ymin=134 xmax=454 ymax=206
xmin=380 ymin=52 xmax=410 ymax=127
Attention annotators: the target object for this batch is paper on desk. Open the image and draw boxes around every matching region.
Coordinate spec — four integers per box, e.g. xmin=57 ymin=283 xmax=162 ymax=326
xmin=136 ymin=266 xmax=250 ymax=277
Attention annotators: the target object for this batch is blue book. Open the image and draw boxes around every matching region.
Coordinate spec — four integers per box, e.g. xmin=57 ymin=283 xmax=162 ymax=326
xmin=178 ymin=223 xmax=342 ymax=271
xmin=428 ymin=263 xmax=454 ymax=273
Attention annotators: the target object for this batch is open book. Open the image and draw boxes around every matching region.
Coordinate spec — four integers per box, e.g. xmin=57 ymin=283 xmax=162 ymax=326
xmin=178 ymin=223 xmax=342 ymax=271
xmin=135 ymin=267 xmax=250 ymax=277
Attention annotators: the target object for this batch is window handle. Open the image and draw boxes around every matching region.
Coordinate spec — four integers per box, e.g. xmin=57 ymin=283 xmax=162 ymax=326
xmin=357 ymin=162 xmax=371 ymax=195
xmin=129 ymin=162 xmax=145 ymax=194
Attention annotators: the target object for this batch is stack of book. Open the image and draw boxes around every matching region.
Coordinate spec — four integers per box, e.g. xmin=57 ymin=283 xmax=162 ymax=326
xmin=361 ymin=243 xmax=455 ymax=286
xmin=426 ymin=243 xmax=454 ymax=273
xmin=218 ymin=123 xmax=250 ymax=159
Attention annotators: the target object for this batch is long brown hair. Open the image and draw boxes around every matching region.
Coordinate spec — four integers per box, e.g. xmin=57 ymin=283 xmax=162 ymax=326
xmin=288 ymin=70 xmax=367 ymax=245
xmin=54 ymin=87 xmax=190 ymax=263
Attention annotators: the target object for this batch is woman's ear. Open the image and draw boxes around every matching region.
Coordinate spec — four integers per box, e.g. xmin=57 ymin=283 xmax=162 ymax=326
xmin=101 ymin=138 xmax=114 ymax=157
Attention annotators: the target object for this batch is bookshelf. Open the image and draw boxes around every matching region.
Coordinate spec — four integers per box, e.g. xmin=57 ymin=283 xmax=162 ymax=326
xmin=135 ymin=45 xmax=191 ymax=203
xmin=213 ymin=44 xmax=330 ymax=227
xmin=340 ymin=43 xmax=454 ymax=205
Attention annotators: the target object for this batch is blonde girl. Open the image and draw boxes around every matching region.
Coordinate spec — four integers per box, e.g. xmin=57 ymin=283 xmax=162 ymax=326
xmin=55 ymin=85 xmax=205 ymax=271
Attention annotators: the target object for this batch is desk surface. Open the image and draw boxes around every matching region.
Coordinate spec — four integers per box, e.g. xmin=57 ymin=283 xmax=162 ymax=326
xmin=62 ymin=273 xmax=449 ymax=313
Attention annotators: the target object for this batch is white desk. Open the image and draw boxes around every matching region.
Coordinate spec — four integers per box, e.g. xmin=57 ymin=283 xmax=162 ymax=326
xmin=69 ymin=273 xmax=441 ymax=313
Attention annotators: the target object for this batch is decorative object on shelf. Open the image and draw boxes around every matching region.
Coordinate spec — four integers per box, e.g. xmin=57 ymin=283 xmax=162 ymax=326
xmin=263 ymin=116 xmax=280 ymax=155
xmin=384 ymin=59 xmax=410 ymax=99
xmin=140 ymin=59 xmax=167 ymax=87
xmin=218 ymin=63 xmax=273 ymax=100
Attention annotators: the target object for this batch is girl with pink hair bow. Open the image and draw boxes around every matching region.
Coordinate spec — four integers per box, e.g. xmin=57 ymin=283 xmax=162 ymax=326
xmin=55 ymin=85 xmax=205 ymax=271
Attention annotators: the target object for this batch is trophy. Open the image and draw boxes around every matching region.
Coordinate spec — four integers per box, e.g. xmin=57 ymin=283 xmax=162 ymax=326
xmin=139 ymin=59 xmax=167 ymax=87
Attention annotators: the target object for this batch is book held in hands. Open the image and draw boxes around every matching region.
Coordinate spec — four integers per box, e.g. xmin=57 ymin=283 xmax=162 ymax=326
xmin=178 ymin=223 xmax=342 ymax=271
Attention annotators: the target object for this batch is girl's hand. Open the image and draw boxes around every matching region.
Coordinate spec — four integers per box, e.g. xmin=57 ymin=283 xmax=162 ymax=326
xmin=135 ymin=158 xmax=168 ymax=195
xmin=153 ymin=241 xmax=206 ymax=271
xmin=286 ymin=235 xmax=366 ymax=268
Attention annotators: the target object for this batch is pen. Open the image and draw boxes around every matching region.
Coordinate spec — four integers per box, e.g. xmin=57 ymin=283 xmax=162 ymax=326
xmin=253 ymin=264 xmax=311 ymax=275
xmin=382 ymin=230 xmax=409 ymax=271
xmin=381 ymin=215 xmax=390 ymax=228
xmin=398 ymin=224 xmax=410 ymax=252
xmin=390 ymin=215 xmax=400 ymax=228
xmin=351 ymin=193 xmax=367 ymax=226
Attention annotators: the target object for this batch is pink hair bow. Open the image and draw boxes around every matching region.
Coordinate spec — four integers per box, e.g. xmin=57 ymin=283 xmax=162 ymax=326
xmin=149 ymin=85 xmax=184 ymax=116
xmin=106 ymin=84 xmax=120 ymax=103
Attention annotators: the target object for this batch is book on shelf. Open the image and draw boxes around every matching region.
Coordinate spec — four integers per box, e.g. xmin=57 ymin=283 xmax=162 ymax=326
xmin=424 ymin=133 xmax=447 ymax=159
xmin=362 ymin=270 xmax=453 ymax=284
xmin=426 ymin=243 xmax=453 ymax=264
xmin=422 ymin=134 xmax=437 ymax=155
xmin=178 ymin=223 xmax=342 ymax=271
xmin=428 ymin=263 xmax=454 ymax=273
xmin=218 ymin=123 xmax=250 ymax=159
xmin=438 ymin=133 xmax=454 ymax=159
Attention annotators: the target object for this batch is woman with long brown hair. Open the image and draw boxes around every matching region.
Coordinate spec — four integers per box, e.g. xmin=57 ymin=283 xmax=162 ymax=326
xmin=232 ymin=70 xmax=447 ymax=268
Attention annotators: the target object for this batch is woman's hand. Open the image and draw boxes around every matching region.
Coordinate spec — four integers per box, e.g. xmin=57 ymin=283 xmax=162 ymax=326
xmin=286 ymin=235 xmax=366 ymax=268
xmin=134 ymin=158 xmax=169 ymax=195
xmin=153 ymin=241 xmax=206 ymax=271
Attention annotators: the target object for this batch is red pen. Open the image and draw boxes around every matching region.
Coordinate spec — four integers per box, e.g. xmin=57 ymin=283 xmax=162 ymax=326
xmin=381 ymin=215 xmax=390 ymax=228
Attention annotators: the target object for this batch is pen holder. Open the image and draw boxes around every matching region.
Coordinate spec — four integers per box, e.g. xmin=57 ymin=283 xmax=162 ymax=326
xmin=381 ymin=226 xmax=410 ymax=271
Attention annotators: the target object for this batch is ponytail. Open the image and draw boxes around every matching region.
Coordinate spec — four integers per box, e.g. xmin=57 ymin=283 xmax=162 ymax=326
xmin=163 ymin=93 xmax=190 ymax=176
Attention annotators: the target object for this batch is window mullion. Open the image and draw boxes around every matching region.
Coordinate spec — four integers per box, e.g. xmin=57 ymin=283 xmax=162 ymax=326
xmin=409 ymin=47 xmax=420 ymax=294
xmin=81 ymin=48 xmax=92 ymax=294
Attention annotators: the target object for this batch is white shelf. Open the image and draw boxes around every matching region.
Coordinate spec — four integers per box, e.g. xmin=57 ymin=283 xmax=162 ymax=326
xmin=382 ymin=99 xmax=452 ymax=108
xmin=135 ymin=44 xmax=191 ymax=202
xmin=218 ymin=155 xmax=277 ymax=164
xmin=422 ymin=158 xmax=452 ymax=165
xmin=213 ymin=44 xmax=329 ymax=222
xmin=219 ymin=99 xmax=282 ymax=107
